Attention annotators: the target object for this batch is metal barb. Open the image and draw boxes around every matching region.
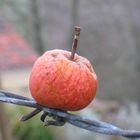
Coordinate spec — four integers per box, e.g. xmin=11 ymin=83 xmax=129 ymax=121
xmin=20 ymin=109 xmax=41 ymax=121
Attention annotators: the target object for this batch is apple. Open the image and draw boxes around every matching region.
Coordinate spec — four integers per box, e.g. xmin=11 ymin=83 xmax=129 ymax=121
xmin=29 ymin=26 xmax=97 ymax=111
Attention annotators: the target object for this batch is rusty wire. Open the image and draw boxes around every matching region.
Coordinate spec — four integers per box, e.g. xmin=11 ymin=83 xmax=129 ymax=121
xmin=0 ymin=89 xmax=140 ymax=140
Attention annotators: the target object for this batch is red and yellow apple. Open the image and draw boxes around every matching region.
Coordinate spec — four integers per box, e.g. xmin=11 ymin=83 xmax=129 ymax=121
xmin=29 ymin=49 xmax=97 ymax=111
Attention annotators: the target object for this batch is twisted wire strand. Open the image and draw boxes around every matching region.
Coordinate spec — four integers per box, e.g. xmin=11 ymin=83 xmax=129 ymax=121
xmin=0 ymin=90 xmax=140 ymax=140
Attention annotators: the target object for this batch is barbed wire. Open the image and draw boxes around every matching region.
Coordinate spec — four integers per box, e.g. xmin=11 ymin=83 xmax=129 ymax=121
xmin=0 ymin=89 xmax=140 ymax=140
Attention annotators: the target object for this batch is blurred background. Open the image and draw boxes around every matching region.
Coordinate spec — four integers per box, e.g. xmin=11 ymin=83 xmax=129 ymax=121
xmin=0 ymin=0 xmax=140 ymax=140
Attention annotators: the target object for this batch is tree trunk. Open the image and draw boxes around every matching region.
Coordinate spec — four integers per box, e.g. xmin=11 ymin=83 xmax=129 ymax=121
xmin=71 ymin=0 xmax=79 ymax=26
xmin=126 ymin=0 xmax=140 ymax=71
xmin=30 ymin=0 xmax=44 ymax=55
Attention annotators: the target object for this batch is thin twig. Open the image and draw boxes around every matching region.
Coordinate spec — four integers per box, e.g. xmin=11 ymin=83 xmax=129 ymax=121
xmin=0 ymin=90 xmax=140 ymax=140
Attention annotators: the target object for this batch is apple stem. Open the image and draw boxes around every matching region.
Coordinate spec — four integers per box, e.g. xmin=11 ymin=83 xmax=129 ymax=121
xmin=70 ymin=26 xmax=81 ymax=60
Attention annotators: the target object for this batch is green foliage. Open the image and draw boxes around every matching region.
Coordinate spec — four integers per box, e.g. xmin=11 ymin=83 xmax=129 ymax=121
xmin=8 ymin=106 xmax=54 ymax=140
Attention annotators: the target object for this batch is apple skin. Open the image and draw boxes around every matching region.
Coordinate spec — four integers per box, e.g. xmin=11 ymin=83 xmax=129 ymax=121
xmin=29 ymin=49 xmax=97 ymax=111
